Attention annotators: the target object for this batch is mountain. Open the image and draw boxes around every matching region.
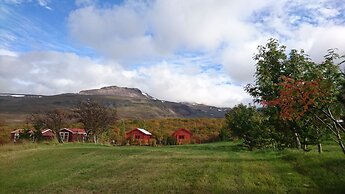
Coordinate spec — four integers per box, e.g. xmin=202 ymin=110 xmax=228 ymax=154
xmin=0 ymin=86 xmax=230 ymax=121
xmin=79 ymin=86 xmax=153 ymax=99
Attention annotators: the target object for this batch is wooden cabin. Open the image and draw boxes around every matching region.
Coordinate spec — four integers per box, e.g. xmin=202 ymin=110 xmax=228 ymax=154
xmin=126 ymin=128 xmax=152 ymax=145
xmin=41 ymin=129 xmax=55 ymax=140
xmin=59 ymin=128 xmax=86 ymax=142
xmin=172 ymin=128 xmax=192 ymax=144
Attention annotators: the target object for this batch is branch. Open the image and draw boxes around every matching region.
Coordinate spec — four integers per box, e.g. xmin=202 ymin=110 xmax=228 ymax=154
xmin=330 ymin=135 xmax=339 ymax=143
xmin=313 ymin=113 xmax=338 ymax=136
xmin=314 ymin=106 xmax=345 ymax=133
xmin=327 ymin=107 xmax=345 ymax=133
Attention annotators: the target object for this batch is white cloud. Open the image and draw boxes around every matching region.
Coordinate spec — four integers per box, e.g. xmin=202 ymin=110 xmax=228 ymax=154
xmin=0 ymin=51 xmax=125 ymax=94
xmin=68 ymin=0 xmax=270 ymax=59
xmin=0 ymin=50 xmax=249 ymax=107
xmin=221 ymin=43 xmax=257 ymax=84
xmin=134 ymin=62 xmax=250 ymax=107
xmin=67 ymin=0 xmax=345 ymax=85
xmin=149 ymin=0 xmax=272 ymax=52
xmin=37 ymin=0 xmax=52 ymax=10
xmin=287 ymin=25 xmax=345 ymax=62
xmin=68 ymin=4 xmax=157 ymax=61
xmin=0 ymin=49 xmax=18 ymax=57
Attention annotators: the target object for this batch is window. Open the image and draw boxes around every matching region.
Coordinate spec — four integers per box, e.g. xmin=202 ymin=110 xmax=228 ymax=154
xmin=135 ymin=135 xmax=140 ymax=139
xmin=178 ymin=135 xmax=185 ymax=139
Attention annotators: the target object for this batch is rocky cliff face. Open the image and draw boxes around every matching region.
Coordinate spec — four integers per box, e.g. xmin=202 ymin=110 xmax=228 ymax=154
xmin=79 ymin=86 xmax=152 ymax=99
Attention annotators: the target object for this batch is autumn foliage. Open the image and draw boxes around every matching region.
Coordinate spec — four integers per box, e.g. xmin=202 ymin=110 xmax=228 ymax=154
xmin=264 ymin=76 xmax=330 ymax=121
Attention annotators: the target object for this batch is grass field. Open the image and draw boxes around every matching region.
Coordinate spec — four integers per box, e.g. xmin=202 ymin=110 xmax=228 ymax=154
xmin=1 ymin=142 xmax=345 ymax=194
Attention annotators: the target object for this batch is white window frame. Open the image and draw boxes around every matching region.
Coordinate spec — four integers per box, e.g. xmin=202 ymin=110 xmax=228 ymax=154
xmin=59 ymin=132 xmax=69 ymax=142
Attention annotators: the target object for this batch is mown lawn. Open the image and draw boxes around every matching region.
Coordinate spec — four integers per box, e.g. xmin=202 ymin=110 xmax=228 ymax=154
xmin=0 ymin=142 xmax=345 ymax=193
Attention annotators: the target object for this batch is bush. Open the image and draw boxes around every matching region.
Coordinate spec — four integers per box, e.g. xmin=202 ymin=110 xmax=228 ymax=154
xmin=226 ymin=104 xmax=272 ymax=150
xmin=218 ymin=128 xmax=230 ymax=141
xmin=149 ymin=139 xmax=157 ymax=147
xmin=166 ymin=136 xmax=177 ymax=145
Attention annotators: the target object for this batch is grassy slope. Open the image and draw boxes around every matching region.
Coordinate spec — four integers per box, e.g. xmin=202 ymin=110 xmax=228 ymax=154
xmin=0 ymin=142 xmax=345 ymax=194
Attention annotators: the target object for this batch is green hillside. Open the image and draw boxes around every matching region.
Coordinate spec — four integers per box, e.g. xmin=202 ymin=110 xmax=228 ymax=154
xmin=1 ymin=142 xmax=345 ymax=193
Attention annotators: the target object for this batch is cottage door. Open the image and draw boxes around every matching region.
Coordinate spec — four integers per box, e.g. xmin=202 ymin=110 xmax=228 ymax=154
xmin=59 ymin=132 xmax=69 ymax=142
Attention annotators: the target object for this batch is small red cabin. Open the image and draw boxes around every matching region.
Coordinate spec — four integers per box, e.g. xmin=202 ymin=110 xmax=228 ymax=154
xmin=41 ymin=129 xmax=55 ymax=140
xmin=126 ymin=128 xmax=152 ymax=145
xmin=59 ymin=128 xmax=86 ymax=142
xmin=172 ymin=128 xmax=192 ymax=144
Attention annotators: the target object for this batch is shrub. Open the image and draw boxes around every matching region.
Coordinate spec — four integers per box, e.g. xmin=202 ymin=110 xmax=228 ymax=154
xmin=226 ymin=104 xmax=272 ymax=150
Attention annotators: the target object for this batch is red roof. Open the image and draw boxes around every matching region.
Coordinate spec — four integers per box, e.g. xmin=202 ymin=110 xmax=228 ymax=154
xmin=69 ymin=128 xmax=86 ymax=134
xmin=126 ymin=128 xmax=152 ymax=136
xmin=41 ymin=129 xmax=52 ymax=134
xmin=41 ymin=129 xmax=54 ymax=137
xmin=60 ymin=128 xmax=86 ymax=134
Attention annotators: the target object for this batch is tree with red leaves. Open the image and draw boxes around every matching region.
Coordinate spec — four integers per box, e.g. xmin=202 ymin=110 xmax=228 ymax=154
xmin=246 ymin=39 xmax=320 ymax=149
xmin=264 ymin=77 xmax=328 ymax=121
xmin=246 ymin=39 xmax=345 ymax=153
xmin=264 ymin=53 xmax=345 ymax=153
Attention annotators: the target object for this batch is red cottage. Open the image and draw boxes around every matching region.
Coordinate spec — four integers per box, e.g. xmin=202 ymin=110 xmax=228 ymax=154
xmin=41 ymin=129 xmax=55 ymax=140
xmin=172 ymin=128 xmax=192 ymax=144
xmin=126 ymin=128 xmax=152 ymax=145
xmin=59 ymin=128 xmax=86 ymax=142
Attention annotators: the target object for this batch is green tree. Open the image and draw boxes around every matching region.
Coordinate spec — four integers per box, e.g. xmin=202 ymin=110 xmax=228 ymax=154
xmin=218 ymin=127 xmax=230 ymax=141
xmin=244 ymin=39 xmax=345 ymax=151
xmin=260 ymin=45 xmax=345 ymax=153
xmin=245 ymin=39 xmax=317 ymax=149
xmin=226 ymin=104 xmax=271 ymax=150
xmin=246 ymin=39 xmax=316 ymax=103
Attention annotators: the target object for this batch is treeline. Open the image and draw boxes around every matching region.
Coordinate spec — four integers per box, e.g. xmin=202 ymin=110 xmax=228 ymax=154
xmin=103 ymin=118 xmax=226 ymax=145
xmin=226 ymin=39 xmax=345 ymax=153
xmin=0 ymin=103 xmax=227 ymax=145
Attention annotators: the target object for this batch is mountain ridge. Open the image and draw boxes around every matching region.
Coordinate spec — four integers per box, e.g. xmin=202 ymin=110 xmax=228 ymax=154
xmin=79 ymin=86 xmax=154 ymax=99
xmin=0 ymin=86 xmax=230 ymax=120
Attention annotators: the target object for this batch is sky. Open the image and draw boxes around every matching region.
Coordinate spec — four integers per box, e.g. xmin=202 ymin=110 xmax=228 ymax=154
xmin=1 ymin=0 xmax=345 ymax=107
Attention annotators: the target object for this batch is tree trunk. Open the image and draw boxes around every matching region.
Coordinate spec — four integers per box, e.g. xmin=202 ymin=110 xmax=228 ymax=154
xmin=294 ymin=132 xmax=302 ymax=149
xmin=336 ymin=131 xmax=345 ymax=154
xmin=316 ymin=127 xmax=322 ymax=154
xmin=318 ymin=143 xmax=323 ymax=154
xmin=334 ymin=121 xmax=345 ymax=154
xmin=338 ymin=139 xmax=345 ymax=154
xmin=303 ymin=138 xmax=308 ymax=151
xmin=272 ymin=142 xmax=276 ymax=150
xmin=314 ymin=109 xmax=345 ymax=154
xmin=93 ymin=135 xmax=98 ymax=144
